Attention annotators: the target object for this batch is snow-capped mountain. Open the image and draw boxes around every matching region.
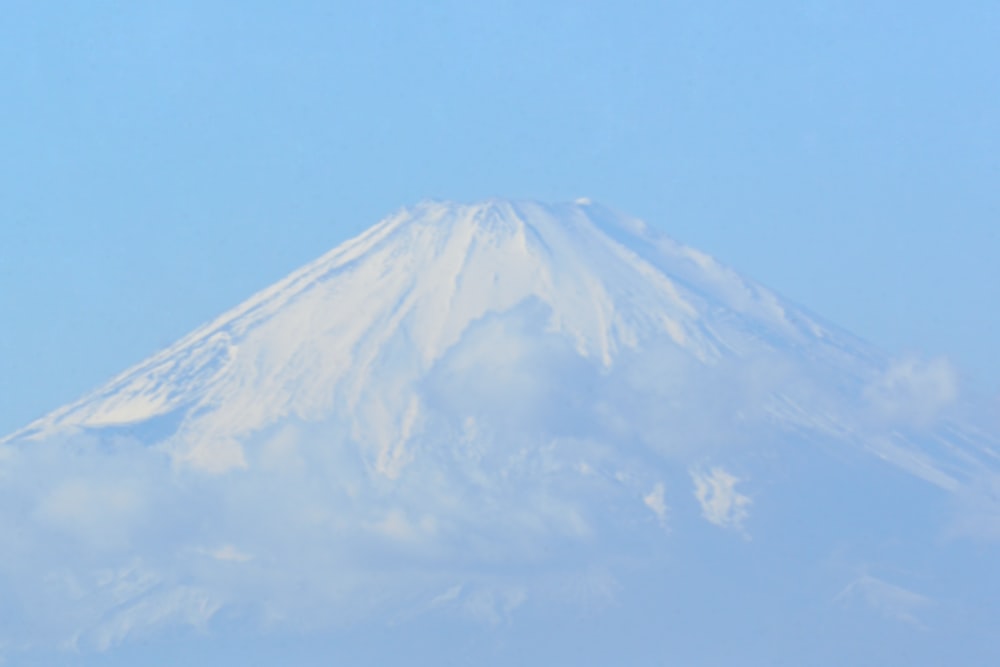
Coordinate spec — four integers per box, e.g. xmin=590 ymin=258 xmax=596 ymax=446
xmin=0 ymin=199 xmax=893 ymax=462
xmin=1 ymin=200 xmax=997 ymax=665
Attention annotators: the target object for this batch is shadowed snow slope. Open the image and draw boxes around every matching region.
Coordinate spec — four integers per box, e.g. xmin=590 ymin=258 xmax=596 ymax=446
xmin=2 ymin=200 xmax=998 ymax=665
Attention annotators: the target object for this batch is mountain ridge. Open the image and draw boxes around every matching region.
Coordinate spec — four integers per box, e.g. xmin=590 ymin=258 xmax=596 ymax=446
xmin=1 ymin=199 xmax=998 ymax=663
xmin=5 ymin=199 xmax=875 ymax=450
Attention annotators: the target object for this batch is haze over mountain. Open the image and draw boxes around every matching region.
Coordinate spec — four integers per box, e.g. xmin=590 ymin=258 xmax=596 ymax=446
xmin=2 ymin=200 xmax=998 ymax=665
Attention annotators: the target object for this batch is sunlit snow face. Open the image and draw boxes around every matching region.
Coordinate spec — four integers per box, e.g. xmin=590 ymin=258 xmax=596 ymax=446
xmin=0 ymin=201 xmax=997 ymax=663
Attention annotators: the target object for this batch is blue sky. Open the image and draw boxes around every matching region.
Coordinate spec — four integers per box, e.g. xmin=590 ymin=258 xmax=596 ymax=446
xmin=2 ymin=0 xmax=998 ymax=435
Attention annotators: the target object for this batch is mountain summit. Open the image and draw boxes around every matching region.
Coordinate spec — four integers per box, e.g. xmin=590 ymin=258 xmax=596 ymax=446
xmin=2 ymin=200 xmax=998 ymax=664
xmin=10 ymin=200 xmax=876 ymax=468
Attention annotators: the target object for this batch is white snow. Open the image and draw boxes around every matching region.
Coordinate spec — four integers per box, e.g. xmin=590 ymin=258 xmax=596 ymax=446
xmin=4 ymin=200 xmax=871 ymax=469
xmin=691 ymin=467 xmax=752 ymax=532
xmin=1 ymin=198 xmax=997 ymax=660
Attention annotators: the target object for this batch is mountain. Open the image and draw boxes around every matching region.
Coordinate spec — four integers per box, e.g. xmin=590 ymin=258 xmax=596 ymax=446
xmin=1 ymin=199 xmax=998 ymax=665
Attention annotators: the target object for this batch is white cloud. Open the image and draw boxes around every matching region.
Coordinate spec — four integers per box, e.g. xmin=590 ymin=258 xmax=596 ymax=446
xmin=462 ymin=586 xmax=528 ymax=626
xmin=949 ymin=473 xmax=1000 ymax=541
xmin=835 ymin=574 xmax=932 ymax=627
xmin=370 ymin=509 xmax=438 ymax=543
xmin=170 ymin=433 xmax=248 ymax=473
xmin=34 ymin=479 xmax=145 ymax=549
xmin=205 ymin=545 xmax=254 ymax=563
xmin=0 ymin=307 xmax=991 ymax=660
xmin=89 ymin=584 xmax=221 ymax=651
xmin=429 ymin=584 xmax=463 ymax=608
xmin=690 ymin=467 xmax=751 ymax=533
xmin=864 ymin=357 xmax=959 ymax=427
xmin=643 ymin=482 xmax=668 ymax=526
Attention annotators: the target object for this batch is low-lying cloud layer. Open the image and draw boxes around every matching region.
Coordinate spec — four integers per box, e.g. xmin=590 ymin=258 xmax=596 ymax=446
xmin=0 ymin=303 xmax=996 ymax=661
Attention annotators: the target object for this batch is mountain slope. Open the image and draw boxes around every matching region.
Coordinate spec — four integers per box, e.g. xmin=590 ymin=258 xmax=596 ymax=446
xmin=1 ymin=199 xmax=997 ymax=664
xmin=9 ymin=200 xmax=878 ymax=460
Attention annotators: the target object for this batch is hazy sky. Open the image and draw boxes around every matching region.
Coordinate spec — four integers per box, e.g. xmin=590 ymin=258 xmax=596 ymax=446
xmin=2 ymin=1 xmax=998 ymax=435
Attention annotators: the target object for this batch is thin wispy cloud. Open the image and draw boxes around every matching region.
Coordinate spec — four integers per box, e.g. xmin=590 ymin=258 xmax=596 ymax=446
xmin=835 ymin=574 xmax=933 ymax=628
xmin=643 ymin=482 xmax=669 ymax=527
xmin=864 ymin=357 xmax=959 ymax=427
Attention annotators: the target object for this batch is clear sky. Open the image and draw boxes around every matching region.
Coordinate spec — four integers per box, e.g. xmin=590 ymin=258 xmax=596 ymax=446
xmin=2 ymin=0 xmax=998 ymax=435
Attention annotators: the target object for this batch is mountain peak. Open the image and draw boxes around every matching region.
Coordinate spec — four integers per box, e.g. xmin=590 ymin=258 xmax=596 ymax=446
xmin=2 ymin=199 xmax=997 ymax=662
xmin=5 ymin=199 xmax=853 ymax=469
